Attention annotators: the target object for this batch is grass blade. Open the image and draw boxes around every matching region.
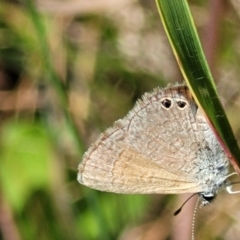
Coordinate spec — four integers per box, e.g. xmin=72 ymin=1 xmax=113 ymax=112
xmin=155 ymin=0 xmax=240 ymax=172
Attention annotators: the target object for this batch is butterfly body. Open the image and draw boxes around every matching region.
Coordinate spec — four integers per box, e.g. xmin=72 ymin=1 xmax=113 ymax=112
xmin=78 ymin=83 xmax=229 ymax=198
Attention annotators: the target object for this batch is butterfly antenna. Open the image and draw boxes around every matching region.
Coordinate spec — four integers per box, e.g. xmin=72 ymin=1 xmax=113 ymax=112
xmin=174 ymin=193 xmax=199 ymax=216
xmin=191 ymin=197 xmax=200 ymax=240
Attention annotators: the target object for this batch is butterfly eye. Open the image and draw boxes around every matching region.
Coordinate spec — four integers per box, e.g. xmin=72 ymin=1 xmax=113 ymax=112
xmin=161 ymin=99 xmax=172 ymax=109
xmin=177 ymin=100 xmax=187 ymax=109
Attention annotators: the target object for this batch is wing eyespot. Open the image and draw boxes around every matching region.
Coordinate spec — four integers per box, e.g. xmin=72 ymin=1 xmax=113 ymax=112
xmin=176 ymin=100 xmax=187 ymax=109
xmin=161 ymin=98 xmax=172 ymax=109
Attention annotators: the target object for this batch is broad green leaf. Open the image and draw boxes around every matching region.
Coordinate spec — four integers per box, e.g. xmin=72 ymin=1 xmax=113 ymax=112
xmin=155 ymin=0 xmax=240 ymax=172
xmin=0 ymin=121 xmax=53 ymax=210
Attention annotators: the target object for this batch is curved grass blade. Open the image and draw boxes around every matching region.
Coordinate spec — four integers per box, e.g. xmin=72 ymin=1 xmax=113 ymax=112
xmin=25 ymin=1 xmax=112 ymax=239
xmin=155 ymin=0 xmax=240 ymax=172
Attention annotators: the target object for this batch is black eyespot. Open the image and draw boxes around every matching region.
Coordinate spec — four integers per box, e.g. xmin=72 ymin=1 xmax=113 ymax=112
xmin=177 ymin=101 xmax=187 ymax=109
xmin=161 ymin=99 xmax=172 ymax=109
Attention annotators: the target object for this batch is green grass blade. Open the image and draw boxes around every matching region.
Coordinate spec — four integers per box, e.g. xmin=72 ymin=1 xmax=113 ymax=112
xmin=25 ymin=2 xmax=111 ymax=239
xmin=155 ymin=0 xmax=240 ymax=172
xmin=25 ymin=0 xmax=86 ymax=155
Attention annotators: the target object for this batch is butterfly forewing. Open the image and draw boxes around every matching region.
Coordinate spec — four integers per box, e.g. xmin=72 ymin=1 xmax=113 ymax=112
xmin=78 ymin=83 xmax=229 ymax=194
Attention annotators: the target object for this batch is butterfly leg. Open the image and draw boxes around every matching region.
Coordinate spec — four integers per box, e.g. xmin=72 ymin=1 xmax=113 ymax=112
xmin=226 ymin=185 xmax=240 ymax=194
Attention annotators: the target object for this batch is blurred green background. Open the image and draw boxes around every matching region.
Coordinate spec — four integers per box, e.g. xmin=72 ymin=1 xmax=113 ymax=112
xmin=0 ymin=0 xmax=240 ymax=240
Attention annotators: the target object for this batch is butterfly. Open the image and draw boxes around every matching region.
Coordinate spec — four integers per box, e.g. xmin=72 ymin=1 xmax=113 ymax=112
xmin=78 ymin=83 xmax=238 ymax=203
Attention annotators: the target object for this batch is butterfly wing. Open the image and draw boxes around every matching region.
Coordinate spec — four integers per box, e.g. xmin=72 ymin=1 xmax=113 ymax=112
xmin=78 ymin=84 xmax=221 ymax=194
